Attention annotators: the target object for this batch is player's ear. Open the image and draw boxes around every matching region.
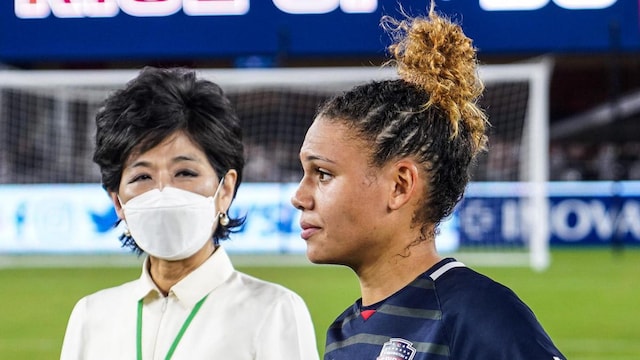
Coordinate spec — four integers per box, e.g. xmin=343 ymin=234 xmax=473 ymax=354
xmin=109 ymin=191 xmax=125 ymax=220
xmin=388 ymin=159 xmax=420 ymax=211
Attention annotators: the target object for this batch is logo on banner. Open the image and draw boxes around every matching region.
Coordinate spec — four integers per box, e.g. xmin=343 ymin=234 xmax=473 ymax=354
xmin=377 ymin=338 xmax=417 ymax=360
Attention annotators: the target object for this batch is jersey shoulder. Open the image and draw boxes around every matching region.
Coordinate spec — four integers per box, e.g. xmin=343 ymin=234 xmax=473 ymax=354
xmin=431 ymin=263 xmax=566 ymax=360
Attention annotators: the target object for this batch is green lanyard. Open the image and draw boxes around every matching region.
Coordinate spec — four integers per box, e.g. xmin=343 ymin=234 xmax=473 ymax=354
xmin=136 ymin=294 xmax=209 ymax=360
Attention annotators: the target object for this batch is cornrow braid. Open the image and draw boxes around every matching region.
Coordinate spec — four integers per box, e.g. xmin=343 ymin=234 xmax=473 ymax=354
xmin=316 ymin=2 xmax=487 ymax=229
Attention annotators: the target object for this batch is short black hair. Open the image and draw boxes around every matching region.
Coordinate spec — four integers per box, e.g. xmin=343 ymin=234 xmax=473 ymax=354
xmin=93 ymin=66 xmax=245 ymax=249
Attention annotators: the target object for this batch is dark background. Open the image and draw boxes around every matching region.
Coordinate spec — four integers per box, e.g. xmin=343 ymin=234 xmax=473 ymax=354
xmin=2 ymin=0 xmax=640 ymax=179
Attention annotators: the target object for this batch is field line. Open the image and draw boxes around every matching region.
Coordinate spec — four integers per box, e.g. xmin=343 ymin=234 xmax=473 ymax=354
xmin=0 ymin=253 xmax=314 ymax=269
xmin=0 ymin=252 xmax=537 ymax=269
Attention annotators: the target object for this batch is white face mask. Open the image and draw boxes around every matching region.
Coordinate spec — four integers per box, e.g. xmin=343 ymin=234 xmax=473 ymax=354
xmin=120 ymin=180 xmax=225 ymax=261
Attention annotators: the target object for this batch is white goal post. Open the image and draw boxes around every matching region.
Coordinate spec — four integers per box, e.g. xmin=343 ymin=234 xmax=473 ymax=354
xmin=478 ymin=58 xmax=554 ymax=271
xmin=0 ymin=57 xmax=554 ymax=270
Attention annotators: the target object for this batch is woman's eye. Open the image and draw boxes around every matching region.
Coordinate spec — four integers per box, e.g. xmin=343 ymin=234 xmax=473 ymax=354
xmin=129 ymin=174 xmax=150 ymax=183
xmin=176 ymin=170 xmax=197 ymax=177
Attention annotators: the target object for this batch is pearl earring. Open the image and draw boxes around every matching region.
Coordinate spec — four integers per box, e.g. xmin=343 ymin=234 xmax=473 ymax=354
xmin=219 ymin=212 xmax=229 ymax=226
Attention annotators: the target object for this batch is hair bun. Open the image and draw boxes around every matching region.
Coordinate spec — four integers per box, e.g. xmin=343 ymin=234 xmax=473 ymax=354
xmin=383 ymin=2 xmax=488 ymax=153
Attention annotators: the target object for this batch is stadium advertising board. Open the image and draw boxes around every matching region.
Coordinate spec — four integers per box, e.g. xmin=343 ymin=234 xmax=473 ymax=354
xmin=0 ymin=183 xmax=306 ymax=254
xmin=457 ymin=182 xmax=640 ymax=248
xmin=1 ymin=0 xmax=638 ymax=63
xmin=0 ymin=182 xmax=638 ymax=255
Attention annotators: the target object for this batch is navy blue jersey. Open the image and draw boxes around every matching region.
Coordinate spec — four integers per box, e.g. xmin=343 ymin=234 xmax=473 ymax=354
xmin=324 ymin=258 xmax=565 ymax=360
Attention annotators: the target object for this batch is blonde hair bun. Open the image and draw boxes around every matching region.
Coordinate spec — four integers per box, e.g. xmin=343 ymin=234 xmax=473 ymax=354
xmin=383 ymin=2 xmax=488 ymax=153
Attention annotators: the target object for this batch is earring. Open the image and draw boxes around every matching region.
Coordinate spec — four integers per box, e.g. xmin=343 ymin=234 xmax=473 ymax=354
xmin=123 ymin=228 xmax=131 ymax=238
xmin=219 ymin=212 xmax=230 ymax=226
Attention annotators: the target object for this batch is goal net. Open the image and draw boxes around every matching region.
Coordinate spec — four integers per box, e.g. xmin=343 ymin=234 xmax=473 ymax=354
xmin=0 ymin=58 xmax=553 ymax=270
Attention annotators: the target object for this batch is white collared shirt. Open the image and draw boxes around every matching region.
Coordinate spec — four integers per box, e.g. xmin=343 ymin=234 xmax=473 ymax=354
xmin=60 ymin=246 xmax=319 ymax=359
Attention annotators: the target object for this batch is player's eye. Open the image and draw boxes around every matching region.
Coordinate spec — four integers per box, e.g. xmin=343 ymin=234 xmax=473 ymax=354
xmin=317 ymin=168 xmax=333 ymax=182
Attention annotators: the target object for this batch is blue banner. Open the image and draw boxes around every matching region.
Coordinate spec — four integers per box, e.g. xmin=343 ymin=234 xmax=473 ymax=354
xmin=2 ymin=1 xmax=638 ymax=63
xmin=456 ymin=182 xmax=640 ymax=247
xmin=0 ymin=181 xmax=638 ymax=254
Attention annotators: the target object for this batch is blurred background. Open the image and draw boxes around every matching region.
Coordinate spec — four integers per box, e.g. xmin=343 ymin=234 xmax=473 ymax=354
xmin=0 ymin=1 xmax=639 ymax=359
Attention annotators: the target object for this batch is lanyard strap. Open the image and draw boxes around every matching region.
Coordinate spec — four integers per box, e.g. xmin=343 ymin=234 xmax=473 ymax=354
xmin=137 ymin=294 xmax=209 ymax=360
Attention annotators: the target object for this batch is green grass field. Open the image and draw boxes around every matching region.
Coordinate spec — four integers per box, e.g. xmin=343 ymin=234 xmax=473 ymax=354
xmin=0 ymin=248 xmax=639 ymax=359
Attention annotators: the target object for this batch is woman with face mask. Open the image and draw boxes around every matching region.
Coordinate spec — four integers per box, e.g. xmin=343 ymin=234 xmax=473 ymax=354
xmin=60 ymin=67 xmax=319 ymax=360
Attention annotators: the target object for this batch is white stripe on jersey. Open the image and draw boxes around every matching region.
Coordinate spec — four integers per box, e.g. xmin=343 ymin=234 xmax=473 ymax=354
xmin=429 ymin=261 xmax=466 ymax=281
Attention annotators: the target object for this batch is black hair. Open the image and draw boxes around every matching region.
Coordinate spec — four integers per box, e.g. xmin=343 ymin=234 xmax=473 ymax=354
xmin=93 ymin=67 xmax=245 ymax=250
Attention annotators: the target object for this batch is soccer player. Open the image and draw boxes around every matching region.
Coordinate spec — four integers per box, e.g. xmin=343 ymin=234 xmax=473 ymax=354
xmin=290 ymin=3 xmax=566 ymax=359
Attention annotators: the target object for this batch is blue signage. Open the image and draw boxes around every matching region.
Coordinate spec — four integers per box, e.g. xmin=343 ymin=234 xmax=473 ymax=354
xmin=456 ymin=182 xmax=640 ymax=247
xmin=1 ymin=1 xmax=638 ymax=64
xmin=0 ymin=181 xmax=638 ymax=255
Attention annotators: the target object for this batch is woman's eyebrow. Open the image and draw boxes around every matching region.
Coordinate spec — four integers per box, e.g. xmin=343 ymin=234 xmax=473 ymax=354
xmin=303 ymin=154 xmax=336 ymax=164
xmin=127 ymin=155 xmax=201 ymax=169
xmin=171 ymin=155 xmax=201 ymax=163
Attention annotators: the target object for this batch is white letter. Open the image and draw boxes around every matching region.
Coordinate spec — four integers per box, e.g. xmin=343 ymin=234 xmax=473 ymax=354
xmin=618 ymin=200 xmax=640 ymax=238
xmin=84 ymin=0 xmax=119 ymax=18
xmin=501 ymin=199 xmax=520 ymax=240
xmin=15 ymin=0 xmax=51 ymax=19
xmin=553 ymin=0 xmax=616 ymax=10
xmin=480 ymin=0 xmax=549 ymax=11
xmin=118 ymin=0 xmax=182 ymax=17
xmin=273 ymin=0 xmax=339 ymax=14
xmin=551 ymin=199 xmax=591 ymax=241
xmin=183 ymin=0 xmax=249 ymax=16
xmin=588 ymin=200 xmax=615 ymax=239
xmin=49 ymin=0 xmax=83 ymax=18
xmin=340 ymin=0 xmax=377 ymax=13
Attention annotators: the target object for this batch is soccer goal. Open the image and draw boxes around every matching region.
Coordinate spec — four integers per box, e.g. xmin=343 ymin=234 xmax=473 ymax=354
xmin=0 ymin=57 xmax=553 ymax=270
